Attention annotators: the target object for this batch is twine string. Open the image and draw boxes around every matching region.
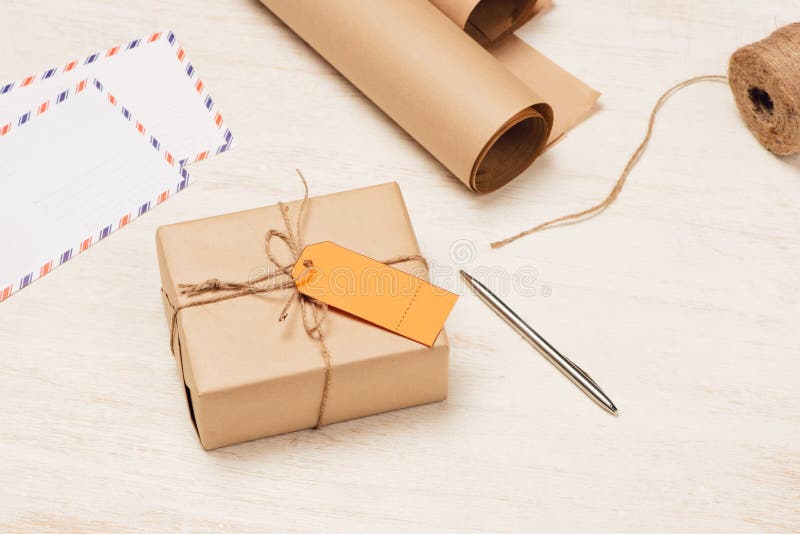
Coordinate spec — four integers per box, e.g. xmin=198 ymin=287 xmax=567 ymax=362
xmin=492 ymin=23 xmax=800 ymax=249
xmin=491 ymin=75 xmax=729 ymax=248
xmin=163 ymin=170 xmax=426 ymax=428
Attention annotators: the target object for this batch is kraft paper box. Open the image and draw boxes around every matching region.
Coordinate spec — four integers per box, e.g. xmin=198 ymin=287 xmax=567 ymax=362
xmin=156 ymin=182 xmax=449 ymax=450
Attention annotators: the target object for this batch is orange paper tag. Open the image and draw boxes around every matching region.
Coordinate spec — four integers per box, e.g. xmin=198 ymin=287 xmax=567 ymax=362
xmin=292 ymin=242 xmax=457 ymax=346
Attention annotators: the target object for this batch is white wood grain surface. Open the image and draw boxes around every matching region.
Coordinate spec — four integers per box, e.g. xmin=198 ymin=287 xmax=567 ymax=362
xmin=1 ymin=0 xmax=799 ymax=531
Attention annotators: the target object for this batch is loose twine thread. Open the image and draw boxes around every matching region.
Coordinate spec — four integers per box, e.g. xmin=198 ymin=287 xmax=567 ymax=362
xmin=163 ymin=170 xmax=426 ymax=428
xmin=492 ymin=23 xmax=800 ymax=249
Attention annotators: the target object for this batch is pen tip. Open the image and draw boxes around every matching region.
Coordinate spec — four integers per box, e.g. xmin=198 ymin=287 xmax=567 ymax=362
xmin=459 ymin=269 xmax=471 ymax=281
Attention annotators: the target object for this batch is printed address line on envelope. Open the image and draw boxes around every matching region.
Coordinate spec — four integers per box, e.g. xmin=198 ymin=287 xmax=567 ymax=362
xmin=0 ymin=78 xmax=192 ymax=302
xmin=0 ymin=30 xmax=233 ymax=165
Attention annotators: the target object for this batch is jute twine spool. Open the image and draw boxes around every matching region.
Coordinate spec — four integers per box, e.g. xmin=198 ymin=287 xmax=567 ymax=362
xmin=729 ymin=23 xmax=800 ymax=155
xmin=493 ymin=23 xmax=800 ymax=248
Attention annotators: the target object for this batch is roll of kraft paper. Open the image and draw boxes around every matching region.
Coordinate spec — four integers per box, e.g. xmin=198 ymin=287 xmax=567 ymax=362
xmin=259 ymin=0 xmax=595 ymax=192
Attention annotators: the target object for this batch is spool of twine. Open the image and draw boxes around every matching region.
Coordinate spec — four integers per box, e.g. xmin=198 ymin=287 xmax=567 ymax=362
xmin=492 ymin=22 xmax=800 ymax=248
xmin=729 ymin=23 xmax=800 ymax=155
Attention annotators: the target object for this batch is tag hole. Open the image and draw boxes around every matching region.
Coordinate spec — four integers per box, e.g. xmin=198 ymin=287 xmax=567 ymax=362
xmin=296 ymin=260 xmax=316 ymax=286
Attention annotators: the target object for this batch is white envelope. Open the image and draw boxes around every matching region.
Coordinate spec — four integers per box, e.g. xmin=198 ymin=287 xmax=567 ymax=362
xmin=0 ymin=78 xmax=191 ymax=301
xmin=0 ymin=30 xmax=232 ymax=165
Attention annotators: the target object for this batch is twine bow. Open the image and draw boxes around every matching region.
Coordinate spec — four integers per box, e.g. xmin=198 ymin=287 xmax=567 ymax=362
xmin=163 ymin=170 xmax=426 ymax=428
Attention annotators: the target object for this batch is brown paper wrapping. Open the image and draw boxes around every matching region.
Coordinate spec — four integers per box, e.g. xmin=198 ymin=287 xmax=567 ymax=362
xmin=157 ymin=183 xmax=449 ymax=450
xmin=258 ymin=0 xmax=598 ymax=192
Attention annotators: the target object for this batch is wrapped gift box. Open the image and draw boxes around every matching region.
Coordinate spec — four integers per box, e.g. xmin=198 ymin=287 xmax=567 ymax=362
xmin=156 ymin=182 xmax=449 ymax=449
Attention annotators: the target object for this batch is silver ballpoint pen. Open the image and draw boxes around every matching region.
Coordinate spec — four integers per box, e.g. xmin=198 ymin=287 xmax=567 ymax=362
xmin=460 ymin=270 xmax=618 ymax=414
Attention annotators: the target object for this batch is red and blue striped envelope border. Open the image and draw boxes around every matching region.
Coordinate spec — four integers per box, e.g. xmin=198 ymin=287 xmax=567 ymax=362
xmin=0 ymin=77 xmax=192 ymax=302
xmin=0 ymin=31 xmax=233 ymax=166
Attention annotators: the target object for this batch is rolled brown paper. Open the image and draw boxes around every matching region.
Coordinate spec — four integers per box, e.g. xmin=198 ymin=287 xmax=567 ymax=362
xmin=259 ymin=0 xmax=553 ymax=192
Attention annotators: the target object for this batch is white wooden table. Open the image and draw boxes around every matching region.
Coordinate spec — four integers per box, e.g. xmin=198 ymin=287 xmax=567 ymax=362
xmin=1 ymin=0 xmax=798 ymax=531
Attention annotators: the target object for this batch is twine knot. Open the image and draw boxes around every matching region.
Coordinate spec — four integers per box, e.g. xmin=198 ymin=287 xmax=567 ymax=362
xmin=175 ymin=172 xmax=328 ymax=335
